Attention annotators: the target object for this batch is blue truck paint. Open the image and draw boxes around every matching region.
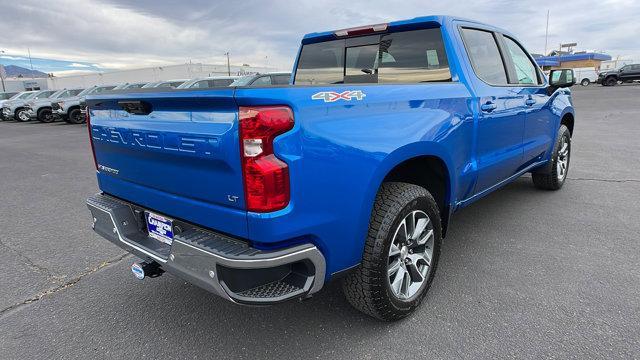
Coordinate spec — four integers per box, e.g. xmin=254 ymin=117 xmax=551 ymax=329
xmin=86 ymin=16 xmax=574 ymax=294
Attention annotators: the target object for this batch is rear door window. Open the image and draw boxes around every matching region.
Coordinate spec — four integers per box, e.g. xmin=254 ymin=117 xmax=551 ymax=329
xmin=460 ymin=28 xmax=508 ymax=85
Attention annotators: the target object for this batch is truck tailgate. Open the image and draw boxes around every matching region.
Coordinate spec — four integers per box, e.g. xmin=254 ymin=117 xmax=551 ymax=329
xmin=87 ymin=89 xmax=247 ymax=235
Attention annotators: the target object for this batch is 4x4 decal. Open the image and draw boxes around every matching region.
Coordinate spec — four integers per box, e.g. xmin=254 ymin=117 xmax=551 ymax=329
xmin=311 ymin=90 xmax=366 ymax=102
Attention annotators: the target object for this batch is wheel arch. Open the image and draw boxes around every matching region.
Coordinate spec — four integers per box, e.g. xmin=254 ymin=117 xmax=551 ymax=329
xmin=37 ymin=106 xmax=52 ymax=115
xmin=14 ymin=107 xmax=25 ymax=117
xmin=361 ymin=142 xmax=456 ymax=240
xmin=561 ymin=112 xmax=574 ymax=136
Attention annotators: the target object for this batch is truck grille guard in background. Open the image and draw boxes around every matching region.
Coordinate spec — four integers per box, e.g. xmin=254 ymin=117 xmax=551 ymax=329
xmin=86 ymin=193 xmax=326 ymax=305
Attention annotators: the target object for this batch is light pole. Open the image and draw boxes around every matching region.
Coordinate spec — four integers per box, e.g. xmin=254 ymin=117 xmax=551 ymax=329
xmin=225 ymin=52 xmax=231 ymax=76
xmin=0 ymin=50 xmax=6 ymax=92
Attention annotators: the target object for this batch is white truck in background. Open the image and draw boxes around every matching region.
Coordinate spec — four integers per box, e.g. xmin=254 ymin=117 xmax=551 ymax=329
xmin=573 ymin=67 xmax=599 ymax=86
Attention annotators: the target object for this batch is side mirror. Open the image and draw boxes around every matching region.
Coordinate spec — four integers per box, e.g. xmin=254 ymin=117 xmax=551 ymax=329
xmin=548 ymin=69 xmax=575 ymax=94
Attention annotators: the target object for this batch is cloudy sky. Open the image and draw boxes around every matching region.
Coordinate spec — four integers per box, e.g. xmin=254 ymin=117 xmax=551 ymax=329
xmin=1 ymin=0 xmax=638 ymax=75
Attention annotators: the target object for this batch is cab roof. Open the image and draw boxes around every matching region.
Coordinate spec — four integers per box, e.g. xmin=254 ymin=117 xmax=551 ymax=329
xmin=301 ymin=15 xmax=511 ymax=44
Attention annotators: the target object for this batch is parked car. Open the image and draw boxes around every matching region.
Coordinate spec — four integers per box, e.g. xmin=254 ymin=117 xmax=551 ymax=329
xmin=0 ymin=92 xmax=18 ymax=101
xmin=85 ymin=16 xmax=575 ymax=320
xmin=573 ymin=67 xmax=599 ymax=86
xmin=0 ymin=92 xmax=21 ymax=119
xmin=177 ymin=76 xmax=239 ymax=89
xmin=597 ymin=63 xmax=640 ymax=86
xmin=25 ymin=88 xmax=83 ymax=123
xmin=141 ymin=79 xmax=188 ymax=89
xmin=52 ymin=85 xmax=116 ymax=124
xmin=112 ymin=82 xmax=148 ymax=90
xmin=2 ymin=90 xmax=56 ymax=122
xmin=229 ymin=72 xmax=291 ymax=86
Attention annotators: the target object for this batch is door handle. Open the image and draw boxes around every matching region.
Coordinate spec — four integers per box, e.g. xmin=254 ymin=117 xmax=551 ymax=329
xmin=525 ymin=98 xmax=536 ymax=106
xmin=480 ymin=101 xmax=497 ymax=112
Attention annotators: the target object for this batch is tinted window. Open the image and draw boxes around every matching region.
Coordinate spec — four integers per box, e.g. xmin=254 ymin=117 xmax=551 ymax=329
xmin=250 ymin=76 xmax=272 ymax=86
xmin=190 ymin=80 xmax=209 ymax=89
xmin=504 ymin=37 xmax=540 ymax=85
xmin=271 ymin=75 xmax=291 ymax=85
xmin=35 ymin=91 xmax=55 ymax=99
xmin=295 ymin=39 xmax=345 ymax=85
xmin=69 ymin=89 xmax=82 ymax=96
xmin=378 ymin=29 xmax=451 ymax=83
xmin=345 ymin=44 xmax=379 ymax=77
xmin=213 ymin=79 xmax=234 ymax=86
xmin=461 ymin=28 xmax=508 ymax=84
xmin=295 ymin=28 xmax=451 ymax=85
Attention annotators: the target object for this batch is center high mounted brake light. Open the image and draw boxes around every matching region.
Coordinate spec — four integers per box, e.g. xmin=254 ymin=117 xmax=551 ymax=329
xmin=334 ymin=23 xmax=388 ymax=37
xmin=239 ymin=106 xmax=294 ymax=212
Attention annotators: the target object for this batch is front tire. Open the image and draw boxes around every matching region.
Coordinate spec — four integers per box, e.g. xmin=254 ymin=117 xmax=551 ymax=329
xmin=605 ymin=77 xmax=617 ymax=86
xmin=342 ymin=182 xmax=442 ymax=321
xmin=15 ymin=108 xmax=30 ymax=122
xmin=38 ymin=108 xmax=55 ymax=123
xmin=68 ymin=108 xmax=84 ymax=124
xmin=532 ymin=125 xmax=571 ymax=190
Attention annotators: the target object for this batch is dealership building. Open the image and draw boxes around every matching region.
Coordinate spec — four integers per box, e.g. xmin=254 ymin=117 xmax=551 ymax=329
xmin=534 ymin=52 xmax=612 ymax=71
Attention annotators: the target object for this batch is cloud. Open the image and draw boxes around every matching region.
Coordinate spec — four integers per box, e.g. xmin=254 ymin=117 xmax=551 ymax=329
xmin=68 ymin=63 xmax=91 ymax=68
xmin=50 ymin=69 xmax=98 ymax=77
xmin=0 ymin=0 xmax=638 ymax=73
xmin=0 ymin=55 xmax=28 ymax=61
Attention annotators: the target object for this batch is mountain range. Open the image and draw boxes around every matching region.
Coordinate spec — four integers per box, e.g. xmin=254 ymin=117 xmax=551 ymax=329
xmin=0 ymin=65 xmax=48 ymax=78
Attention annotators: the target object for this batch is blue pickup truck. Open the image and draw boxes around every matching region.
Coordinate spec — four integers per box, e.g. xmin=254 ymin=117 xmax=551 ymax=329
xmin=85 ymin=16 xmax=575 ymax=320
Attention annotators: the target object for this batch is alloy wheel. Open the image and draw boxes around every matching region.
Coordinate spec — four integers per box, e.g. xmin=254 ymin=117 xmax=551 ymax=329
xmin=387 ymin=210 xmax=434 ymax=300
xmin=557 ymin=135 xmax=569 ymax=181
xmin=18 ymin=110 xmax=30 ymax=121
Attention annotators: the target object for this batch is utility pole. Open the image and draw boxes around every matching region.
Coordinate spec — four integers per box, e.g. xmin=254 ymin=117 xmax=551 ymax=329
xmin=225 ymin=52 xmax=231 ymax=76
xmin=544 ymin=10 xmax=550 ymax=56
xmin=0 ymin=50 xmax=6 ymax=92
xmin=27 ymin=48 xmax=34 ymax=79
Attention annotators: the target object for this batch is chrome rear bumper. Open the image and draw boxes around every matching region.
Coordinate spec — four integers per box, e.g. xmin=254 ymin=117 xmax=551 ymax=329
xmin=86 ymin=193 xmax=326 ymax=304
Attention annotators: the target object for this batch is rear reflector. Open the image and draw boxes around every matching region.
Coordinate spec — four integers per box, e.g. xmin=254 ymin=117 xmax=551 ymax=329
xmin=334 ymin=23 xmax=388 ymax=37
xmin=239 ymin=106 xmax=294 ymax=212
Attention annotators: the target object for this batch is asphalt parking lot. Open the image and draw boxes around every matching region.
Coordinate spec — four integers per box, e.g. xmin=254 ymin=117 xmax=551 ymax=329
xmin=1 ymin=84 xmax=639 ymax=359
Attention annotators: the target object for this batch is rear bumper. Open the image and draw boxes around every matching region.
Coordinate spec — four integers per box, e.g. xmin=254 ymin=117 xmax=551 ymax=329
xmin=86 ymin=193 xmax=326 ymax=304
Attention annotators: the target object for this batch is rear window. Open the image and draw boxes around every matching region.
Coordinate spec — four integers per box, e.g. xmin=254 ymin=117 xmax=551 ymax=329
xmin=294 ymin=28 xmax=451 ymax=85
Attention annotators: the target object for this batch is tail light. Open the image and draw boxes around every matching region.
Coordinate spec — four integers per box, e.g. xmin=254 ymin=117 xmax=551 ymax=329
xmin=239 ymin=106 xmax=294 ymax=212
xmin=86 ymin=108 xmax=98 ymax=170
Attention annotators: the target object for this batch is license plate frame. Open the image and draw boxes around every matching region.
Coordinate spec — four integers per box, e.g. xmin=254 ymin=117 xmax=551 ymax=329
xmin=145 ymin=211 xmax=174 ymax=245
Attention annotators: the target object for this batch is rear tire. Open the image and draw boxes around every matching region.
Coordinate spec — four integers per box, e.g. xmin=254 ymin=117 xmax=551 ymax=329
xmin=342 ymin=182 xmax=442 ymax=321
xmin=532 ymin=125 xmax=571 ymax=190
xmin=68 ymin=108 xmax=84 ymax=124
xmin=38 ymin=108 xmax=55 ymax=123
xmin=580 ymin=79 xmax=590 ymax=86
